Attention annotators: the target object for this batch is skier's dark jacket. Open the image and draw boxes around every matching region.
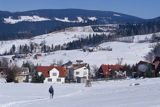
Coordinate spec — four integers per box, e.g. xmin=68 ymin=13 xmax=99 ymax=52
xmin=49 ymin=86 xmax=54 ymax=94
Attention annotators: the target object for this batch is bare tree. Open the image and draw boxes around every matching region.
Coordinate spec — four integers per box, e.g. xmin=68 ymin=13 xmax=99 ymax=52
xmin=6 ymin=65 xmax=22 ymax=82
xmin=144 ymin=52 xmax=155 ymax=62
xmin=52 ymin=59 xmax=56 ymax=65
xmin=150 ymin=33 xmax=157 ymax=43
xmin=153 ymin=43 xmax=160 ymax=57
xmin=91 ymin=65 xmax=99 ymax=77
xmin=57 ymin=60 xmax=63 ymax=66
xmin=0 ymin=58 xmax=9 ymax=67
xmin=117 ymin=58 xmax=123 ymax=65
xmin=145 ymin=43 xmax=160 ymax=62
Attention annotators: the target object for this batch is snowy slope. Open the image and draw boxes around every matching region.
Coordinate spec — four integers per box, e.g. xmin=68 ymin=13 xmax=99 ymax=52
xmin=0 ymin=26 xmax=102 ymax=54
xmin=4 ymin=16 xmax=50 ymax=24
xmin=0 ymin=78 xmax=6 ymax=83
xmin=88 ymin=17 xmax=97 ymax=21
xmin=4 ymin=16 xmax=95 ymax=24
xmin=55 ymin=17 xmax=85 ymax=23
xmin=12 ymin=41 xmax=153 ymax=67
xmin=1 ymin=78 xmax=160 ymax=107
xmin=117 ymin=32 xmax=160 ymax=43
xmin=0 ymin=26 xmax=157 ymax=67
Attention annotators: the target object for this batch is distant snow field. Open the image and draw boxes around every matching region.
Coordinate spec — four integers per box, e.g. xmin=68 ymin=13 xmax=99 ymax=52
xmin=0 ymin=78 xmax=160 ymax=107
xmin=113 ymin=14 xmax=121 ymax=17
xmin=88 ymin=17 xmax=97 ymax=21
xmin=4 ymin=16 xmax=98 ymax=24
xmin=13 ymin=41 xmax=153 ymax=67
xmin=4 ymin=16 xmax=50 ymax=24
xmin=54 ymin=17 xmax=85 ymax=23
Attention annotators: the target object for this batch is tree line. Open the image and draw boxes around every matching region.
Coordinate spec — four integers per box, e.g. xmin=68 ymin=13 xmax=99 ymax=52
xmin=116 ymin=20 xmax=160 ymax=37
xmin=3 ymin=33 xmax=115 ymax=55
xmin=0 ymin=20 xmax=97 ymax=40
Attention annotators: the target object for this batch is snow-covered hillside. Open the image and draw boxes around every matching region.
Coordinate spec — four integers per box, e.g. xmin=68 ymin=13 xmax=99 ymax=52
xmin=54 ymin=17 xmax=97 ymax=23
xmin=0 ymin=78 xmax=160 ymax=107
xmin=0 ymin=26 xmax=157 ymax=67
xmin=4 ymin=16 xmax=97 ymax=24
xmin=4 ymin=16 xmax=50 ymax=24
xmin=0 ymin=26 xmax=102 ymax=54
xmin=0 ymin=78 xmax=6 ymax=83
xmin=54 ymin=17 xmax=85 ymax=23
xmin=13 ymin=41 xmax=153 ymax=67
xmin=117 ymin=32 xmax=160 ymax=43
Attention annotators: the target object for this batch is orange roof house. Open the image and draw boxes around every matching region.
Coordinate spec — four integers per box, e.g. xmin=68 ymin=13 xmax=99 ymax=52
xmin=97 ymin=64 xmax=124 ymax=78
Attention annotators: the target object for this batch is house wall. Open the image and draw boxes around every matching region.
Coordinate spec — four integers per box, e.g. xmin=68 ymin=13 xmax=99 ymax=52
xmin=44 ymin=77 xmax=65 ymax=83
xmin=74 ymin=67 xmax=89 ymax=82
xmin=15 ymin=75 xmax=27 ymax=83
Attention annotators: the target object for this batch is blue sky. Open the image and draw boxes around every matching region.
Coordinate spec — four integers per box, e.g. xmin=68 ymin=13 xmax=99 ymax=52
xmin=0 ymin=0 xmax=159 ymax=19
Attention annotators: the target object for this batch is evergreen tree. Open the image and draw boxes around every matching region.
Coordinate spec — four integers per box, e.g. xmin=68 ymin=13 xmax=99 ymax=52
xmin=10 ymin=45 xmax=16 ymax=54
xmin=31 ymin=71 xmax=45 ymax=83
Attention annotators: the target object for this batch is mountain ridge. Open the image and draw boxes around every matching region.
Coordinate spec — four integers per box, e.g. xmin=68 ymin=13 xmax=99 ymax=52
xmin=0 ymin=9 xmax=158 ymax=40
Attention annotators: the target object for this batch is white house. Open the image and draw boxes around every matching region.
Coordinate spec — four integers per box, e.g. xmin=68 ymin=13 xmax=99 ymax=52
xmin=73 ymin=65 xmax=89 ymax=83
xmin=36 ymin=66 xmax=67 ymax=83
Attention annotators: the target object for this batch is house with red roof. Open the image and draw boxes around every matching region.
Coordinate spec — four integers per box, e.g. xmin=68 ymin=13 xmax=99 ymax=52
xmin=97 ymin=64 xmax=125 ymax=79
xmin=35 ymin=66 xmax=67 ymax=83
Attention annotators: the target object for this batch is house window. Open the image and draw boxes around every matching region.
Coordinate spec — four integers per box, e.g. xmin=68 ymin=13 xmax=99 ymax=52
xmin=57 ymin=78 xmax=61 ymax=82
xmin=76 ymin=72 xmax=79 ymax=75
xmin=52 ymin=73 xmax=57 ymax=76
xmin=48 ymin=78 xmax=52 ymax=82
xmin=83 ymin=71 xmax=87 ymax=75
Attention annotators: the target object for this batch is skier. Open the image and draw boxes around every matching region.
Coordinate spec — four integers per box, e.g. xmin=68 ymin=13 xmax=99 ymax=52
xmin=49 ymin=85 xmax=54 ymax=99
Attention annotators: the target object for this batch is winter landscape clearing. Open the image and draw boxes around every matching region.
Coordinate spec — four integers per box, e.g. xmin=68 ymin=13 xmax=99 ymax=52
xmin=12 ymin=41 xmax=153 ymax=67
xmin=0 ymin=1 xmax=160 ymax=107
xmin=0 ymin=26 xmax=156 ymax=67
xmin=1 ymin=78 xmax=160 ymax=107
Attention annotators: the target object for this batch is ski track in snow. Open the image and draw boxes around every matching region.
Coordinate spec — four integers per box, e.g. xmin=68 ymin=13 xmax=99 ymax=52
xmin=0 ymin=89 xmax=83 ymax=107
xmin=1 ymin=98 xmax=49 ymax=107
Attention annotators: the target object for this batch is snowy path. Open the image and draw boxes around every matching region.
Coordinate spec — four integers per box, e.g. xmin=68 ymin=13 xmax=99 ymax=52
xmin=0 ymin=89 xmax=83 ymax=107
xmin=1 ymin=97 xmax=48 ymax=107
xmin=1 ymin=78 xmax=160 ymax=107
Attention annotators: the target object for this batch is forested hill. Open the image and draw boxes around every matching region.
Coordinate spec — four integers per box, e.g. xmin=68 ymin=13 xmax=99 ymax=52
xmin=0 ymin=9 xmax=144 ymax=40
xmin=0 ymin=9 xmax=159 ymax=40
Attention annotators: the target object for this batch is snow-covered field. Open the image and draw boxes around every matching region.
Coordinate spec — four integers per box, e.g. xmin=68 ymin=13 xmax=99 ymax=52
xmin=4 ymin=16 xmax=50 ymax=24
xmin=0 ymin=26 xmax=158 ymax=67
xmin=4 ymin=15 xmax=97 ymax=24
xmin=117 ymin=32 xmax=160 ymax=43
xmin=1 ymin=78 xmax=160 ymax=107
xmin=0 ymin=26 xmax=104 ymax=54
xmin=13 ymin=41 xmax=153 ymax=67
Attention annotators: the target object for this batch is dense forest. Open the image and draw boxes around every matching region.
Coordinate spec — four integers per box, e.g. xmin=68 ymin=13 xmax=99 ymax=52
xmin=0 ymin=20 xmax=96 ymax=40
xmin=92 ymin=20 xmax=160 ymax=37
xmin=116 ymin=20 xmax=160 ymax=37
